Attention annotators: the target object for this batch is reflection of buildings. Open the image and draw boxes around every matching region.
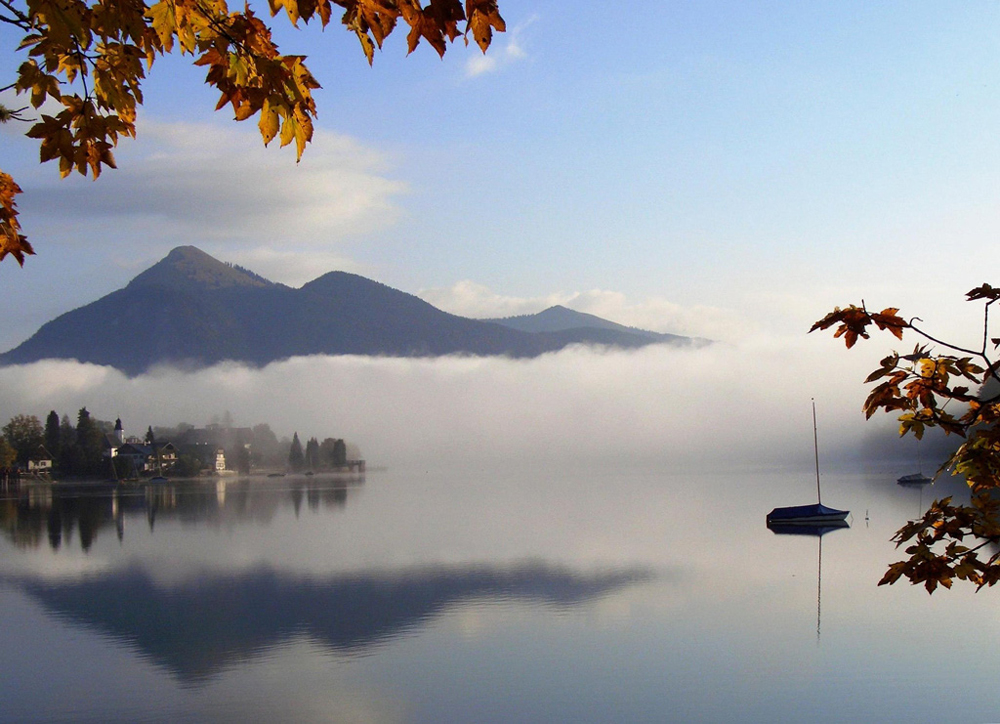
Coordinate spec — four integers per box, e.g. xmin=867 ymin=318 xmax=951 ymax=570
xmin=12 ymin=562 xmax=651 ymax=683
xmin=0 ymin=477 xmax=362 ymax=552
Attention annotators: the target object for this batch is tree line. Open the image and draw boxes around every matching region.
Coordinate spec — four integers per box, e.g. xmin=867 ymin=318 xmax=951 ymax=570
xmin=1 ymin=408 xmax=108 ymax=478
xmin=287 ymin=433 xmax=348 ymax=473
xmin=1 ymin=409 xmax=357 ymax=479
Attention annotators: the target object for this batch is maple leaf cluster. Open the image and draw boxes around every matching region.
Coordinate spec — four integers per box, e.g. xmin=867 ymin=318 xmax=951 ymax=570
xmin=0 ymin=0 xmax=506 ymax=264
xmin=0 ymin=172 xmax=33 ymax=264
xmin=813 ymin=286 xmax=1000 ymax=592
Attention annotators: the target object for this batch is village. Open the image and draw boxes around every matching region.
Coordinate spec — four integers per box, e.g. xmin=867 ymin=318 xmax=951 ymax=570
xmin=0 ymin=411 xmax=363 ymax=485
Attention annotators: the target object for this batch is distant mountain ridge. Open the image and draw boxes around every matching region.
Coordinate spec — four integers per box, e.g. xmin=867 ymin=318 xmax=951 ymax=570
xmin=0 ymin=246 xmax=708 ymax=376
xmin=486 ymin=305 xmax=704 ymax=345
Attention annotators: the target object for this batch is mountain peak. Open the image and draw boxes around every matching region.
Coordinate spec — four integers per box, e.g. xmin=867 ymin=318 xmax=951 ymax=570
xmin=127 ymin=246 xmax=273 ymax=291
xmin=0 ymin=248 xmax=705 ymax=375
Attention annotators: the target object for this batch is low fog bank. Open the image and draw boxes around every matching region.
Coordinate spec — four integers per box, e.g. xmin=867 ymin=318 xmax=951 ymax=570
xmin=0 ymin=336 xmax=929 ymax=472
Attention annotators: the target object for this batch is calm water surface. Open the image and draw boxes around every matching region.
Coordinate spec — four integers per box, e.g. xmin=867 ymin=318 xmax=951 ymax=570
xmin=1 ymin=465 xmax=997 ymax=723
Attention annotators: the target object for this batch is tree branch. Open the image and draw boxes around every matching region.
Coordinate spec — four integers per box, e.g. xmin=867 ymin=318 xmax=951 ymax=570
xmin=0 ymin=0 xmax=30 ymax=26
xmin=0 ymin=12 xmax=30 ymax=27
xmin=908 ymin=322 xmax=981 ymax=358
xmin=981 ymin=301 xmax=992 ymax=355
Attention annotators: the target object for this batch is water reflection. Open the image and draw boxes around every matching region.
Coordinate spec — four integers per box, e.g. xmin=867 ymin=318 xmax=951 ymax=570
xmin=767 ymin=520 xmax=849 ymax=644
xmin=8 ymin=562 xmax=651 ymax=683
xmin=5 ymin=467 xmax=1000 ymax=723
xmin=0 ymin=476 xmax=361 ymax=552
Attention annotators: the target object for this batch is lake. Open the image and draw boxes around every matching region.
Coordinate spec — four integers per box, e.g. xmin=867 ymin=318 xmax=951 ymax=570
xmin=2 ymin=464 xmax=998 ymax=723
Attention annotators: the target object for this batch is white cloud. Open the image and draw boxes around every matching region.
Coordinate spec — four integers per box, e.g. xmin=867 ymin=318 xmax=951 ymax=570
xmin=219 ymin=247 xmax=369 ymax=288
xmin=417 ymin=281 xmax=745 ymax=340
xmin=418 ymin=280 xmax=571 ymax=317
xmin=465 ymin=15 xmax=537 ymax=77
xmin=19 ymin=120 xmax=408 ymax=250
xmin=465 ymin=55 xmax=499 ymax=77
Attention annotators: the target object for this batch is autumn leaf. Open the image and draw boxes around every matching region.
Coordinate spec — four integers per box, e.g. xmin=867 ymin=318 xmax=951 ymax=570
xmin=871 ymin=307 xmax=907 ymax=340
xmin=466 ymin=0 xmax=505 ymax=52
xmin=809 ymin=305 xmax=876 ymax=348
xmin=0 ymin=172 xmax=34 ymax=266
xmin=967 ymin=284 xmax=1000 ymax=303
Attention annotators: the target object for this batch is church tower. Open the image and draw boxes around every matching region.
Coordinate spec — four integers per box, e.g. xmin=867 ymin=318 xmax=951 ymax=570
xmin=114 ymin=417 xmax=124 ymax=445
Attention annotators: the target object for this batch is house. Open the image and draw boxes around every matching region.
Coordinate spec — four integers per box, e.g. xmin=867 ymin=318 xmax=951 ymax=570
xmin=115 ymin=442 xmax=179 ymax=475
xmin=27 ymin=445 xmax=54 ymax=475
xmin=115 ymin=443 xmax=152 ymax=474
xmin=156 ymin=442 xmax=179 ymax=471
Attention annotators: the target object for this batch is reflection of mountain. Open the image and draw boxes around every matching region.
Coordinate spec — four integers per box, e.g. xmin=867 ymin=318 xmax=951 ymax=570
xmin=0 ymin=478 xmax=360 ymax=552
xmin=11 ymin=563 xmax=650 ymax=683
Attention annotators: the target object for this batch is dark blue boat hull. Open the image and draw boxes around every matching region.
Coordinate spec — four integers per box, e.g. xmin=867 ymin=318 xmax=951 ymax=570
xmin=766 ymin=503 xmax=849 ymax=525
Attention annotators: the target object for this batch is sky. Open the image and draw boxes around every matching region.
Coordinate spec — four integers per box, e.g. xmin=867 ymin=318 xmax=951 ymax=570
xmin=1 ymin=1 xmax=998 ymax=464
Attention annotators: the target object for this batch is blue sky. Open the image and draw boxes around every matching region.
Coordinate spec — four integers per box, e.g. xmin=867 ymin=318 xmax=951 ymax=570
xmin=2 ymin=2 xmax=1000 ymax=461
xmin=4 ymin=1 xmax=1000 ymax=349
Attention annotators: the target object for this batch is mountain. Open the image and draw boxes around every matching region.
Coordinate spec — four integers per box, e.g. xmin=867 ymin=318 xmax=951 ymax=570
xmin=0 ymin=246 xmax=707 ymax=376
xmin=487 ymin=305 xmax=708 ymax=346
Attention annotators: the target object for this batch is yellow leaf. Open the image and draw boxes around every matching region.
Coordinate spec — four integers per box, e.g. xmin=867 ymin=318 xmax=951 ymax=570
xmin=258 ymin=101 xmax=279 ymax=145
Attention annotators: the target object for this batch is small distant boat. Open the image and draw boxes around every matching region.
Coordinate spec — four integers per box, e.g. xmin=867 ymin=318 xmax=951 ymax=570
xmin=897 ymin=472 xmax=932 ymax=485
xmin=149 ymin=476 xmax=168 ymax=483
xmin=767 ymin=400 xmax=850 ymax=526
xmin=267 ymin=473 xmax=285 ymax=478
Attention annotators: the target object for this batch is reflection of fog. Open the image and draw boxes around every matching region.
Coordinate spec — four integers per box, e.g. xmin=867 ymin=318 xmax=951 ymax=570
xmin=0 ymin=477 xmax=362 ymax=552
xmin=9 ymin=562 xmax=651 ymax=683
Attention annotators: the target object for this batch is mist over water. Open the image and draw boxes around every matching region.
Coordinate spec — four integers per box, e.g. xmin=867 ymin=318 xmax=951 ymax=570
xmin=0 ymin=335 xmax=925 ymax=472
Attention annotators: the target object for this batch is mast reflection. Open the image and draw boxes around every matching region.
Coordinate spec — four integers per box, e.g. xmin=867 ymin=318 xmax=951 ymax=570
xmin=768 ymin=519 xmax=849 ymax=643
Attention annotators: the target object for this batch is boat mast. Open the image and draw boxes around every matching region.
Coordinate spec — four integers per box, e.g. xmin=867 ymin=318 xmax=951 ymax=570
xmin=813 ymin=398 xmax=822 ymax=505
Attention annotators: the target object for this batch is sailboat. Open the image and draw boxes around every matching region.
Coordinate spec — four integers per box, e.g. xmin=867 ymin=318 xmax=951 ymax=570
xmin=766 ymin=400 xmax=850 ymax=526
xmin=897 ymin=472 xmax=932 ymax=485
xmin=897 ymin=445 xmax=933 ymax=485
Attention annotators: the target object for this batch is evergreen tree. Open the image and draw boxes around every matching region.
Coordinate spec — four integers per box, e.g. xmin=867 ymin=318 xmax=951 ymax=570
xmin=44 ymin=411 xmax=60 ymax=461
xmin=75 ymin=408 xmax=104 ymax=476
xmin=145 ymin=426 xmax=155 ymax=445
xmin=58 ymin=414 xmax=76 ymax=474
xmin=305 ymin=437 xmax=319 ymax=471
xmin=319 ymin=438 xmax=337 ymax=468
xmin=333 ymin=439 xmax=347 ymax=467
xmin=288 ymin=433 xmax=305 ymax=472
